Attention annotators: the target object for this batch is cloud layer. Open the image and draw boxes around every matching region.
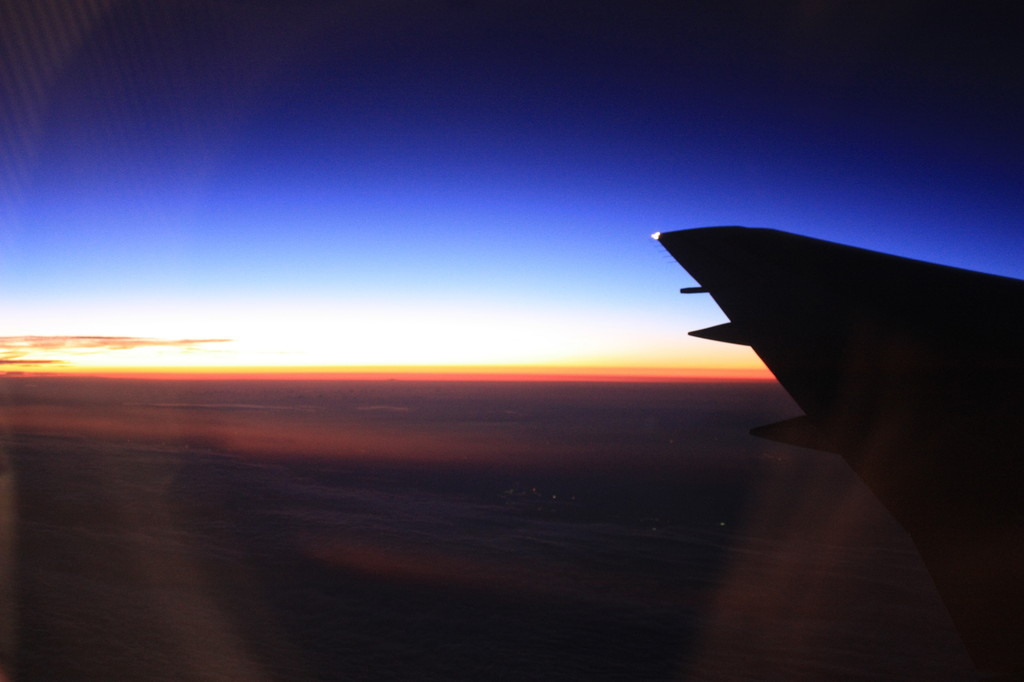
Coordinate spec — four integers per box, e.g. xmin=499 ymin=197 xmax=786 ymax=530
xmin=0 ymin=336 xmax=231 ymax=366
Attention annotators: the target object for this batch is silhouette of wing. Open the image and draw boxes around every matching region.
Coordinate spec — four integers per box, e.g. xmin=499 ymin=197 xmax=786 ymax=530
xmin=656 ymin=226 xmax=1024 ymax=677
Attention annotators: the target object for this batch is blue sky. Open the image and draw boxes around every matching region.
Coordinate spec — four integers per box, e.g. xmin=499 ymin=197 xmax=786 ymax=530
xmin=2 ymin=1 xmax=1022 ymax=372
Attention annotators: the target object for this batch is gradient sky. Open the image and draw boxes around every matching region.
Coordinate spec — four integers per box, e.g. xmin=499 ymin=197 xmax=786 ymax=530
xmin=2 ymin=1 xmax=1022 ymax=375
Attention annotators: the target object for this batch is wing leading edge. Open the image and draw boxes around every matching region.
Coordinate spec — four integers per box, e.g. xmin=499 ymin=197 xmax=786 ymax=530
xmin=656 ymin=226 xmax=1024 ymax=676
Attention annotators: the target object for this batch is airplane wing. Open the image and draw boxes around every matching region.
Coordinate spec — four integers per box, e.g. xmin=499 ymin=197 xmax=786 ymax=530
xmin=655 ymin=226 xmax=1024 ymax=677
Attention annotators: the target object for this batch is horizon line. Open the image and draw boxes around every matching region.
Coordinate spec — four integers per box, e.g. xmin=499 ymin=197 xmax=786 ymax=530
xmin=7 ymin=365 xmax=774 ymax=382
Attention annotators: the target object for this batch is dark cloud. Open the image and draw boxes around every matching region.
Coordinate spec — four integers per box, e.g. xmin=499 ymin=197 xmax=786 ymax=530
xmin=0 ymin=358 xmax=62 ymax=365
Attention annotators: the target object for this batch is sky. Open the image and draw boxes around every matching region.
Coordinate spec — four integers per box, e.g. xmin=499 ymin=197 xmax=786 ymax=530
xmin=1 ymin=1 xmax=1022 ymax=377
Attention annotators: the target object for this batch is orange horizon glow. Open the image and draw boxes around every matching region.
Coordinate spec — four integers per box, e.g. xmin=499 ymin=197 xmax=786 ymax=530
xmin=8 ymin=364 xmax=775 ymax=382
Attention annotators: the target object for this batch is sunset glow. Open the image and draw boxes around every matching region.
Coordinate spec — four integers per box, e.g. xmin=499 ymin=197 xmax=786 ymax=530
xmin=1 ymin=298 xmax=766 ymax=379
